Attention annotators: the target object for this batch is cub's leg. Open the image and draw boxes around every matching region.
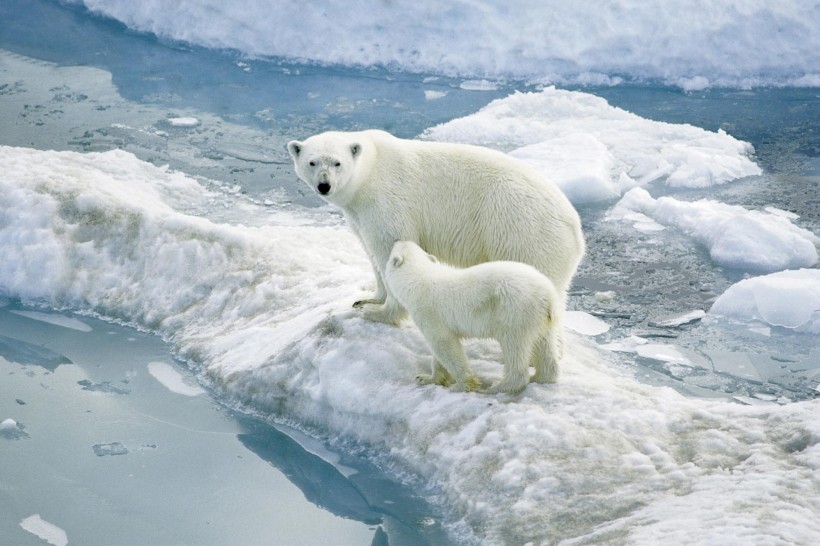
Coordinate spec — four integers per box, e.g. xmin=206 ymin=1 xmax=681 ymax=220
xmin=415 ymin=359 xmax=453 ymax=387
xmin=486 ymin=334 xmax=534 ymax=394
xmin=418 ymin=329 xmax=480 ymax=392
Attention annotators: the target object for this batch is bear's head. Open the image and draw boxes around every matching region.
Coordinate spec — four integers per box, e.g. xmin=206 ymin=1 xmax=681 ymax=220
xmin=287 ymin=132 xmax=363 ymax=206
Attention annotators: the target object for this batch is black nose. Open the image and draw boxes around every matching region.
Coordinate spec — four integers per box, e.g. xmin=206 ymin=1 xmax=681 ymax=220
xmin=317 ymin=182 xmax=331 ymax=195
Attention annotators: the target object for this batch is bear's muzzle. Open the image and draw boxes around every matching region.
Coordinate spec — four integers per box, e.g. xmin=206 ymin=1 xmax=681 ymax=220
xmin=317 ymin=182 xmax=331 ymax=195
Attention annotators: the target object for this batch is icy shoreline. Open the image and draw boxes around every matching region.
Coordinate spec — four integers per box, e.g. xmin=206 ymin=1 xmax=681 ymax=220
xmin=2 ymin=144 xmax=818 ymax=544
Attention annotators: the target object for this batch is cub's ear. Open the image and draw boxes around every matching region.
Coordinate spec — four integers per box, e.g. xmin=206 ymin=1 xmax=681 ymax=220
xmin=390 ymin=254 xmax=404 ymax=268
xmin=287 ymin=140 xmax=303 ymax=159
xmin=427 ymin=253 xmax=438 ymax=263
xmin=350 ymin=143 xmax=361 ymax=158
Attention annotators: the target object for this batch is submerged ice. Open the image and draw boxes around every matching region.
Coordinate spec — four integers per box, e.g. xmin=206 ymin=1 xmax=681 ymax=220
xmin=1 ymin=140 xmax=818 ymax=544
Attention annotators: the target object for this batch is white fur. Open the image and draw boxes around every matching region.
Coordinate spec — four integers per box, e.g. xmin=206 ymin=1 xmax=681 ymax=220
xmin=385 ymin=241 xmax=559 ymax=394
xmin=287 ymin=129 xmax=584 ymax=383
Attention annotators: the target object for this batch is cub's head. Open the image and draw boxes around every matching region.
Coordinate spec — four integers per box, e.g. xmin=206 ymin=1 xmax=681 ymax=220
xmin=287 ymin=132 xmax=363 ymax=205
xmin=387 ymin=241 xmax=439 ymax=273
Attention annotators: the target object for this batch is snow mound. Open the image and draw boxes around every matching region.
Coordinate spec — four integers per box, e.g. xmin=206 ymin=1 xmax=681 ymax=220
xmin=609 ymin=187 xmax=820 ymax=272
xmin=1 ymin=145 xmax=819 ymax=544
xmin=710 ymin=269 xmax=820 ymax=334
xmin=422 ymin=88 xmax=761 ymax=204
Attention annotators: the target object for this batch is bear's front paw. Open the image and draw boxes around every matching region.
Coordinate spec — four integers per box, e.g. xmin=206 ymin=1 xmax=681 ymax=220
xmin=353 ymin=298 xmax=381 ymax=308
xmin=358 ymin=303 xmax=403 ymax=326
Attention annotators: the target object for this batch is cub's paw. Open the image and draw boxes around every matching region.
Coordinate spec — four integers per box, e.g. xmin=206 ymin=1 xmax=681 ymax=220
xmin=415 ymin=374 xmax=434 ymax=385
xmin=449 ymin=375 xmax=481 ymax=393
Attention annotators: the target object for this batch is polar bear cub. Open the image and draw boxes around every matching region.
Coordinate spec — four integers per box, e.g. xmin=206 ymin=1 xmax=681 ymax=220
xmin=385 ymin=241 xmax=560 ymax=394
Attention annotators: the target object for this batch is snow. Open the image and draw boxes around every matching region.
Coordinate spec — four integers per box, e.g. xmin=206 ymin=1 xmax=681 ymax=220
xmin=69 ymin=0 xmax=820 ymax=89
xmin=421 ymin=88 xmax=761 ymax=204
xmin=609 ymin=187 xmax=820 ymax=273
xmin=20 ymin=514 xmax=68 ymax=546
xmin=167 ymin=116 xmax=200 ymax=127
xmin=147 ymin=361 xmax=206 ymax=397
xmin=1 ymin=144 xmax=819 ymax=544
xmin=709 ymin=269 xmax=820 ymax=334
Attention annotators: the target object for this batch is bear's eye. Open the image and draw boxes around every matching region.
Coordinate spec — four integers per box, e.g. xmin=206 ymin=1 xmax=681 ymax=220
xmin=334 ymin=161 xmax=341 ymax=167
xmin=309 ymin=161 xmax=316 ymax=167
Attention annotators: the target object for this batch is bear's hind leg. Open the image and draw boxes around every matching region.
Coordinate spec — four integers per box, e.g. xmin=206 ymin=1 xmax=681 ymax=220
xmin=531 ymin=327 xmax=561 ymax=384
xmin=415 ymin=359 xmax=453 ymax=387
xmin=486 ymin=335 xmax=532 ymax=394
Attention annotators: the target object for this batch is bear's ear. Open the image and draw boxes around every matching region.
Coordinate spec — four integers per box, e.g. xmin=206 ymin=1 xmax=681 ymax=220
xmin=427 ymin=253 xmax=438 ymax=263
xmin=350 ymin=143 xmax=361 ymax=158
xmin=287 ymin=140 xmax=303 ymax=159
xmin=390 ymin=254 xmax=404 ymax=269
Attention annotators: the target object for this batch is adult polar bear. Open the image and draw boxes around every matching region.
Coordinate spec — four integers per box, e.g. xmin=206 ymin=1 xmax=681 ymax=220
xmin=288 ymin=129 xmax=584 ymax=387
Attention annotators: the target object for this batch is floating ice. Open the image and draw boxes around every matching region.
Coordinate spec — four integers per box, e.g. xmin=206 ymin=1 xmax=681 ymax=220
xmin=92 ymin=442 xmax=130 ymax=456
xmin=609 ymin=187 xmax=820 ymax=273
xmin=0 ymin=417 xmax=29 ymax=441
xmin=9 ymin=310 xmax=92 ymax=332
xmin=1 ymin=146 xmax=819 ymax=544
xmin=649 ymin=310 xmax=706 ymax=328
xmin=147 ymin=361 xmax=206 ymax=397
xmin=71 ymin=0 xmax=820 ymax=88
xmin=167 ymin=116 xmax=200 ymax=127
xmin=709 ymin=269 xmax=820 ymax=334
xmin=20 ymin=514 xmax=68 ymax=546
xmin=0 ymin=418 xmax=17 ymax=430
xmin=77 ymin=380 xmax=130 ymax=395
xmin=422 ymin=88 xmax=761 ymax=204
xmin=564 ymin=311 xmax=610 ymax=336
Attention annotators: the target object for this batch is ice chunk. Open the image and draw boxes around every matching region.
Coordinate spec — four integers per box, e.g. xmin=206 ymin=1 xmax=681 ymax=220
xmin=710 ymin=269 xmax=820 ymax=333
xmin=0 ymin=334 xmax=73 ymax=371
xmin=147 ymin=361 xmax=206 ymax=396
xmin=20 ymin=514 xmax=68 ymax=546
xmin=0 ymin=418 xmax=17 ymax=430
xmin=0 ymin=417 xmax=29 ymax=440
xmin=10 ymin=310 xmax=92 ymax=332
xmin=649 ymin=310 xmax=706 ymax=328
xmin=610 ymin=188 xmax=819 ymax=273
xmin=167 ymin=116 xmax=200 ymax=127
xmin=92 ymin=442 xmax=130 ymax=456
xmin=459 ymin=79 xmax=499 ymax=91
xmin=564 ymin=311 xmax=610 ymax=336
xmin=423 ymin=88 xmax=760 ymax=204
xmin=78 ymin=380 xmax=130 ymax=394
